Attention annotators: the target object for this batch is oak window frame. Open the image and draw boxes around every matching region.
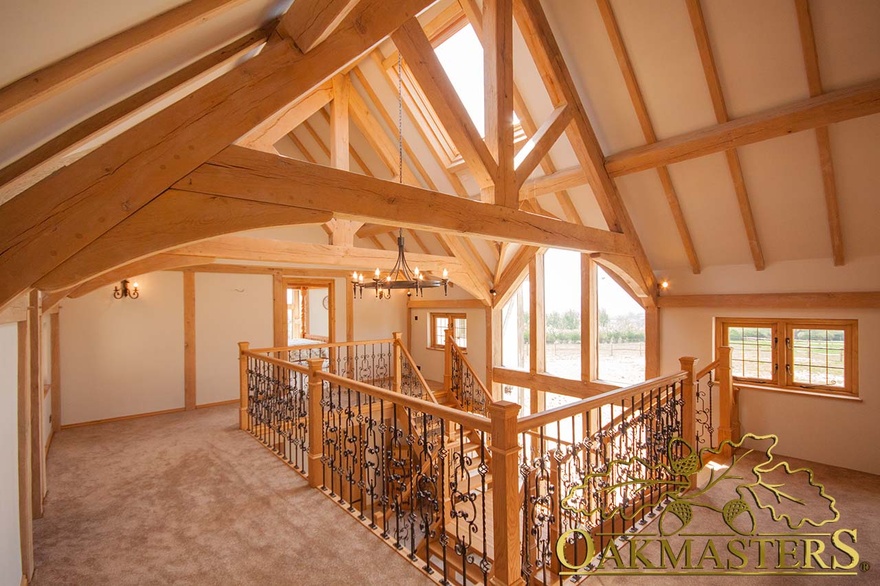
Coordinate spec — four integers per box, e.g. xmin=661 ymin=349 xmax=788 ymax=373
xmin=716 ymin=317 xmax=858 ymax=398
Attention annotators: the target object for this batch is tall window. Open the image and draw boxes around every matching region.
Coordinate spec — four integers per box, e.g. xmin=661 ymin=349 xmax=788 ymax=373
xmin=543 ymin=249 xmax=581 ymax=379
xmin=430 ymin=313 xmax=467 ymax=349
xmin=596 ymin=266 xmax=645 ymax=385
xmin=717 ymin=318 xmax=858 ymax=396
xmin=501 ymin=279 xmax=529 ymax=370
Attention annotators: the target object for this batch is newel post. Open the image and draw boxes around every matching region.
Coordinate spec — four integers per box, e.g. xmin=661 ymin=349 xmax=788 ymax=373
xmin=716 ymin=346 xmax=739 ymax=455
xmin=443 ymin=327 xmax=454 ymax=394
xmin=238 ymin=342 xmax=249 ymax=431
xmin=488 ymin=401 xmax=524 ymax=586
xmin=392 ymin=332 xmax=403 ymax=393
xmin=679 ymin=356 xmax=698 ymax=449
xmin=306 ymin=358 xmax=325 ymax=489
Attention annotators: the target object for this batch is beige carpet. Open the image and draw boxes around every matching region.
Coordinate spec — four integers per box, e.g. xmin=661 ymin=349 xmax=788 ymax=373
xmin=33 ymin=405 xmax=434 ymax=586
xmin=590 ymin=447 xmax=880 ymax=585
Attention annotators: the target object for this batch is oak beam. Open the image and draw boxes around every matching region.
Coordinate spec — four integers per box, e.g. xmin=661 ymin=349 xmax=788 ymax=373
xmin=0 ymin=0 xmax=436 ymax=311
xmin=605 ymin=78 xmax=880 ymax=176
xmin=68 ymin=254 xmax=210 ymax=299
xmin=483 ymin=0 xmax=516 ymax=206
xmin=686 ymin=0 xmax=764 ymax=271
xmin=0 ymin=27 xmax=270 ymax=193
xmin=279 ymin=0 xmax=360 ymax=53
xmin=35 ymin=191 xmax=331 ymax=292
xmin=0 ymin=0 xmax=251 ymax=124
xmin=392 ymin=18 xmax=498 ymax=187
xmin=183 ymin=271 xmax=197 ymax=411
xmin=178 ymin=146 xmax=633 ymax=255
xmin=514 ymin=0 xmax=657 ymax=300
xmin=795 ymin=0 xmax=845 ymax=266
xmin=597 ymin=0 xmax=701 ymax=274
xmin=237 ymin=82 xmax=333 ymax=152
xmin=168 ymin=235 xmax=489 ymax=301
xmin=520 ymin=166 xmax=587 ymax=199
xmin=514 ymin=104 xmax=572 ymax=189
xmin=657 ymin=292 xmax=880 ymax=309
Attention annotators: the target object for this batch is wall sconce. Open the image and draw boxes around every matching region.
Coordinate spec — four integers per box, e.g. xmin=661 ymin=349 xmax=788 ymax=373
xmin=113 ymin=279 xmax=139 ymax=300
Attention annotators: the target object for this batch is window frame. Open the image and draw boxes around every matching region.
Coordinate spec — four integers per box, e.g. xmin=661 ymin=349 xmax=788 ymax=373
xmin=429 ymin=312 xmax=468 ymax=351
xmin=716 ymin=317 xmax=858 ymax=398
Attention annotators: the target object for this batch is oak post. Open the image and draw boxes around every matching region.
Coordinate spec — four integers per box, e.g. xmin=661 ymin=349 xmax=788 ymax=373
xmin=444 ymin=326 xmax=454 ymax=394
xmin=307 ymin=357 xmax=325 ymax=489
xmin=28 ymin=290 xmax=44 ymax=518
xmin=392 ymin=331 xmax=403 ymax=393
xmin=238 ymin=342 xmax=249 ymax=431
xmin=488 ymin=400 xmax=524 ymax=586
xmin=679 ymin=355 xmax=698 ymax=488
xmin=716 ymin=346 xmax=738 ymax=455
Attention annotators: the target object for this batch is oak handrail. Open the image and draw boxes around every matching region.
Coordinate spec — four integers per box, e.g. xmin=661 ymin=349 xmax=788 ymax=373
xmin=249 ymin=337 xmax=395 ymax=354
xmin=696 ymin=357 xmax=721 ymax=380
xmin=242 ymin=350 xmax=309 ymax=374
xmin=320 ymin=370 xmax=493 ymax=433
xmin=450 ymin=339 xmax=494 ymax=407
xmin=397 ymin=340 xmax=440 ymax=404
xmin=517 ymin=371 xmax=687 ymax=433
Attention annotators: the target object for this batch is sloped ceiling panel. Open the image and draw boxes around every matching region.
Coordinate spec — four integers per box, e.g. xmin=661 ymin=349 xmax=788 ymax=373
xmin=832 ymin=113 xmax=880 ymax=260
xmin=812 ymin=0 xmax=880 ymax=90
xmin=609 ymin=0 xmax=718 ymax=139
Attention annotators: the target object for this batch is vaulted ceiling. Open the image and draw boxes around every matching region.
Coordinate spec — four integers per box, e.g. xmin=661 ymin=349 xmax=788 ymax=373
xmin=0 ymin=0 xmax=878 ymax=311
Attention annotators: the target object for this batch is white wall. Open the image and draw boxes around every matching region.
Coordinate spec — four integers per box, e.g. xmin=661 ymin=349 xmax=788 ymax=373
xmin=60 ymin=271 xmax=185 ymax=424
xmin=195 ymin=273 xmax=272 ymax=405
xmin=658 ymin=252 xmax=880 ymax=476
xmin=0 ymin=322 xmax=23 ymax=585
xmin=352 ymin=290 xmax=407 ymax=342
xmin=407 ymin=287 xmax=488 ymax=385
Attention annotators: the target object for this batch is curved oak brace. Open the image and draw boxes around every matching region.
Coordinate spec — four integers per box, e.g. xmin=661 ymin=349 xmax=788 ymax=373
xmin=35 ymin=191 xmax=332 ymax=292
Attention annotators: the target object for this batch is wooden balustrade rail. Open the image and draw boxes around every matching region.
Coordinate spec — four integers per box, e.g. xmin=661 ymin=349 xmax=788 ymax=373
xmin=517 ymin=371 xmax=687 ymax=433
xmin=249 ymin=337 xmax=395 ymax=354
xmin=450 ymin=338 xmax=494 ymax=405
xmin=396 ymin=339 xmax=440 ymax=404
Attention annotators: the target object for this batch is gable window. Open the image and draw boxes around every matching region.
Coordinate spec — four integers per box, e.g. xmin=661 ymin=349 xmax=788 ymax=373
xmin=717 ymin=318 xmax=858 ymax=397
xmin=430 ymin=313 xmax=467 ymax=350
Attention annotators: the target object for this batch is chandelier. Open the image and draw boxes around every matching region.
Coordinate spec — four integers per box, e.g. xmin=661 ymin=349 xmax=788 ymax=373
xmin=351 ymin=229 xmax=448 ymax=299
xmin=351 ymin=54 xmax=450 ymax=300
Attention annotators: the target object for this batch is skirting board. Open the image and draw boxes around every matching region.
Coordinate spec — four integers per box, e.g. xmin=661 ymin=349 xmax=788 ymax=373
xmin=60 ymin=400 xmax=239 ymax=429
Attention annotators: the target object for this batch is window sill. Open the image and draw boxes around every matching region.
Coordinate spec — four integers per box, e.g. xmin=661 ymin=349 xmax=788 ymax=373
xmin=734 ymin=382 xmax=861 ymax=402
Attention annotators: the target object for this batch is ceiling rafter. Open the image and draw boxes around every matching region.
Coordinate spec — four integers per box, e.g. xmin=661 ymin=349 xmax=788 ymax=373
xmin=0 ymin=26 xmax=270 ymax=196
xmin=237 ymin=81 xmax=333 ymax=152
xmin=392 ymin=18 xmax=498 ymax=188
xmin=795 ymin=0 xmax=845 ymax=266
xmin=514 ymin=0 xmax=657 ymax=303
xmin=278 ymin=0 xmax=360 ymax=53
xmin=369 ymin=51 xmax=470 ymax=197
xmin=0 ymin=0 xmax=437 ymax=311
xmin=686 ymin=0 xmax=765 ymax=271
xmin=596 ymin=0 xmax=701 ymax=274
xmin=0 ymin=0 xmax=252 ymax=125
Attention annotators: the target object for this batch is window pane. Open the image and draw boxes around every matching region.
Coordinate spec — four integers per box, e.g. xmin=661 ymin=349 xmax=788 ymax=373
xmin=453 ymin=317 xmax=467 ymax=348
xmin=596 ymin=266 xmax=645 ymax=385
xmin=543 ymin=249 xmax=581 ymax=379
xmin=502 ymin=384 xmax=530 ymax=414
xmin=791 ymin=328 xmax=845 ymax=388
xmin=728 ymin=326 xmax=773 ymax=381
xmin=434 ymin=316 xmax=449 ymax=347
xmin=501 ymin=280 xmax=529 ymax=370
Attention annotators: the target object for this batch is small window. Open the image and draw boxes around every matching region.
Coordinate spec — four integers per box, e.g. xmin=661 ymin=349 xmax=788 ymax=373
xmin=430 ymin=313 xmax=467 ymax=350
xmin=717 ymin=318 xmax=857 ymax=397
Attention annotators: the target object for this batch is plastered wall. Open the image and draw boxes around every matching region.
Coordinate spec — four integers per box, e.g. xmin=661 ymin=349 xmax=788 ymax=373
xmin=0 ymin=322 xmax=22 ymax=585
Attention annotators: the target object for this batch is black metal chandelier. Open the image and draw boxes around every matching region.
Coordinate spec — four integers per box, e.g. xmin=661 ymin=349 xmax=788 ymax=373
xmin=352 ymin=229 xmax=448 ymax=299
xmin=351 ymin=54 xmax=450 ymax=300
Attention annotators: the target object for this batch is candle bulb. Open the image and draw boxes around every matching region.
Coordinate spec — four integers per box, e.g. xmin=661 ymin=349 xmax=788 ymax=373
xmin=374 ymin=268 xmax=380 ymax=277
xmin=442 ymin=268 xmax=448 ymax=279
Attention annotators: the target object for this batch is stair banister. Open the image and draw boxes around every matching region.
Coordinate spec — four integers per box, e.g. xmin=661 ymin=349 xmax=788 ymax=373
xmin=392 ymin=331 xmax=403 ymax=394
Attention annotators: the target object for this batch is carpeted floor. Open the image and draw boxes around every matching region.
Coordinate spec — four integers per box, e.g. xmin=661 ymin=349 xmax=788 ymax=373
xmin=590 ymin=444 xmax=880 ymax=585
xmin=33 ymin=405 xmax=434 ymax=586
